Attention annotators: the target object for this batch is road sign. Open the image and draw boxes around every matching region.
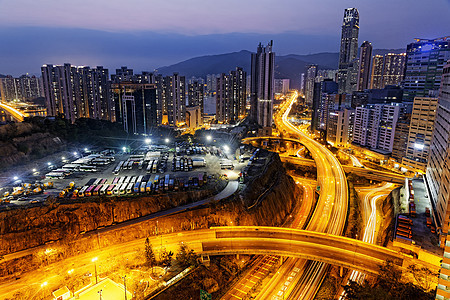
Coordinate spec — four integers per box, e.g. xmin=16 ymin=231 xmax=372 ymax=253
xmin=200 ymin=289 xmax=212 ymax=300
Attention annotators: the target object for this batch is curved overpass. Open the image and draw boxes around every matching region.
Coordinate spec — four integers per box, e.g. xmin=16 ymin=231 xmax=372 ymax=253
xmin=0 ymin=102 xmax=28 ymax=122
xmin=184 ymin=227 xmax=404 ymax=275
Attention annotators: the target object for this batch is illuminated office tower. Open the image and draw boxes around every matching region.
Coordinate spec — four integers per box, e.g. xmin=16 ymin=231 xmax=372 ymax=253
xmin=425 ymin=63 xmax=450 ymax=249
xmin=337 ymin=8 xmax=359 ymax=94
xmin=402 ymin=96 xmax=438 ymax=171
xmin=357 ymin=41 xmax=373 ymax=91
xmin=403 ymin=37 xmax=450 ymax=102
xmin=250 ymin=41 xmax=275 ymax=135
xmin=370 ymin=55 xmax=384 ymax=89
xmin=382 ymin=53 xmax=406 ymax=87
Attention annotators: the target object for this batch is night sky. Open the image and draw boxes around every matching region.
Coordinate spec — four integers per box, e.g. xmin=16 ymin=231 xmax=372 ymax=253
xmin=0 ymin=0 xmax=449 ymax=76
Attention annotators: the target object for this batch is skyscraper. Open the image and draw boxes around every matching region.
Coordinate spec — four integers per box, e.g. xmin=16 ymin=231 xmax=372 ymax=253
xmin=337 ymin=8 xmax=360 ymax=94
xmin=250 ymin=41 xmax=275 ymax=135
xmin=370 ymin=55 xmax=384 ymax=89
xmin=426 ymin=62 xmax=450 ymax=248
xmin=357 ymin=41 xmax=373 ymax=91
xmin=305 ymin=65 xmax=318 ymax=106
xmin=41 ymin=64 xmax=114 ymax=123
xmin=311 ymin=79 xmax=338 ymax=133
xmin=403 ymin=37 xmax=450 ymax=102
xmin=216 ymin=67 xmax=247 ymax=124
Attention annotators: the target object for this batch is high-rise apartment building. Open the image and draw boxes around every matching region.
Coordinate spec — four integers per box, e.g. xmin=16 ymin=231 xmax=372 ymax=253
xmin=41 ymin=64 xmax=114 ymax=123
xmin=250 ymin=41 xmax=275 ymax=134
xmin=274 ymin=79 xmax=290 ymax=94
xmin=352 ymin=103 xmax=402 ymax=153
xmin=305 ymin=65 xmax=318 ymax=106
xmin=0 ymin=75 xmax=43 ymax=102
xmin=403 ymin=37 xmax=450 ymax=102
xmin=337 ymin=8 xmax=359 ymax=94
xmin=311 ymin=79 xmax=338 ymax=133
xmin=382 ymin=53 xmax=406 ymax=87
xmin=154 ymin=73 xmax=186 ymax=126
xmin=391 ymin=112 xmax=411 ymax=162
xmin=327 ymin=108 xmax=355 ymax=147
xmin=370 ymin=55 xmax=384 ymax=89
xmin=111 ymin=83 xmax=158 ymax=135
xmin=188 ymin=81 xmax=204 ymax=111
xmin=402 ymin=96 xmax=438 ymax=171
xmin=426 ymin=62 xmax=450 ymax=249
xmin=216 ymin=67 xmax=247 ymax=124
xmin=357 ymin=41 xmax=373 ymax=91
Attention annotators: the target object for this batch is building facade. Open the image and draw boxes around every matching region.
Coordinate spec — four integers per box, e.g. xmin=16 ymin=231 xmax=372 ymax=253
xmin=305 ymin=64 xmax=318 ymax=106
xmin=216 ymin=67 xmax=247 ymax=124
xmin=337 ymin=8 xmax=360 ymax=94
xmin=274 ymin=79 xmax=290 ymax=94
xmin=352 ymin=103 xmax=402 ymax=153
xmin=250 ymin=41 xmax=275 ymax=133
xmin=112 ymin=83 xmax=158 ymax=135
xmin=402 ymin=96 xmax=438 ymax=171
xmin=403 ymin=37 xmax=450 ymax=102
xmin=188 ymin=81 xmax=204 ymax=112
xmin=41 ymin=64 xmax=114 ymax=123
xmin=382 ymin=53 xmax=406 ymax=87
xmin=0 ymin=75 xmax=43 ymax=102
xmin=327 ymin=108 xmax=355 ymax=146
xmin=427 ymin=62 xmax=450 ymax=250
xmin=357 ymin=41 xmax=373 ymax=91
xmin=370 ymin=55 xmax=384 ymax=89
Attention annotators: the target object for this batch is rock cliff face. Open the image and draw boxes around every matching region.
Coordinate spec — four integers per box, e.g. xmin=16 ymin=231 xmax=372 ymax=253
xmin=0 ymin=152 xmax=301 ymax=278
xmin=0 ymin=190 xmax=211 ymax=255
xmin=0 ymin=122 xmax=65 ymax=168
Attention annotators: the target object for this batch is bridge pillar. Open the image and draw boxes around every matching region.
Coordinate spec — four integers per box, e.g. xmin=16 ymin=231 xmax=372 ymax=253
xmin=340 ymin=266 xmax=344 ymax=277
xmin=236 ymin=254 xmax=239 ymax=260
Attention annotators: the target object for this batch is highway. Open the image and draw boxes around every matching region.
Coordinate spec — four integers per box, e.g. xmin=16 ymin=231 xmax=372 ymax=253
xmin=269 ymin=90 xmax=348 ymax=299
xmin=0 ymin=102 xmax=28 ymax=122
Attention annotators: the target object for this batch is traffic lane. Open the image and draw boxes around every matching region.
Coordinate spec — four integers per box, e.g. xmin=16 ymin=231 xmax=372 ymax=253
xmin=214 ymin=230 xmax=400 ymax=262
xmin=201 ymin=239 xmax=395 ymax=274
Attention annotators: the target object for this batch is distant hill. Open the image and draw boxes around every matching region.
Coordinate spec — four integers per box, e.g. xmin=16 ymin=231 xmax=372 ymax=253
xmin=0 ymin=74 xmax=5 ymax=78
xmin=157 ymin=48 xmax=405 ymax=89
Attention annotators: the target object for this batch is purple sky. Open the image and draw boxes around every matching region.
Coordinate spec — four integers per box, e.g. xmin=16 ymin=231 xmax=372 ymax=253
xmin=0 ymin=0 xmax=449 ymax=75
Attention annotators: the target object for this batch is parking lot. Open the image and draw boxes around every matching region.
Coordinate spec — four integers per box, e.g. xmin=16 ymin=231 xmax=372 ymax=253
xmin=0 ymin=142 xmax=247 ymax=208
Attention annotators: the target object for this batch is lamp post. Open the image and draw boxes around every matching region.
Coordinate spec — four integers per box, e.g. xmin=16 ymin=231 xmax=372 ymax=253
xmin=122 ymin=275 xmax=127 ymax=300
xmin=92 ymin=257 xmax=98 ymax=284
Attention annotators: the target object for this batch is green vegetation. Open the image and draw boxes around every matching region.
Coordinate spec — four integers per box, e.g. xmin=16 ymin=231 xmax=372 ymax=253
xmin=344 ymin=260 xmax=435 ymax=300
xmin=176 ymin=243 xmax=200 ymax=268
xmin=345 ymin=181 xmax=363 ymax=239
xmin=145 ymin=237 xmax=157 ymax=271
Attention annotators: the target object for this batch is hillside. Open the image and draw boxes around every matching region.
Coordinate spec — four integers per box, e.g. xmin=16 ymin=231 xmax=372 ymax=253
xmin=157 ymin=48 xmax=404 ymax=89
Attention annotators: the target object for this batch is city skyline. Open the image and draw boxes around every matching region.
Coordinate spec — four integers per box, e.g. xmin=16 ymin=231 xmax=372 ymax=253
xmin=0 ymin=0 xmax=449 ymax=75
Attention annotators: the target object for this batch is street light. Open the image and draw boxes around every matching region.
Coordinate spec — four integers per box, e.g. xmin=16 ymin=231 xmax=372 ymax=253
xmin=73 ymin=152 xmax=78 ymax=156
xmin=68 ymin=269 xmax=74 ymax=275
xmin=145 ymin=138 xmax=151 ymax=144
xmin=41 ymin=281 xmax=48 ymax=288
xmin=122 ymin=147 xmax=126 ymax=152
xmin=92 ymin=257 xmax=98 ymax=284
xmin=13 ymin=176 xmax=18 ymax=181
xmin=165 ymin=138 xmax=170 ymax=143
xmin=47 ymin=162 xmax=52 ymax=166
xmin=84 ymin=148 xmax=88 ymax=152
xmin=223 ymin=145 xmax=230 ymax=153
xmin=206 ymin=135 xmax=212 ymax=142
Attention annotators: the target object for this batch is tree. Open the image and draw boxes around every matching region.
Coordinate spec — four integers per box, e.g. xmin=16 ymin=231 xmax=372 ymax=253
xmin=144 ymin=237 xmax=156 ymax=272
xmin=176 ymin=243 xmax=200 ymax=268
xmin=344 ymin=260 xmax=435 ymax=300
xmin=160 ymin=248 xmax=174 ymax=273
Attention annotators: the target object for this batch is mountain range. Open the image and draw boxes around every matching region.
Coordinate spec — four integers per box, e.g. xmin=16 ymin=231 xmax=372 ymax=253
xmin=157 ymin=49 xmax=405 ymax=89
